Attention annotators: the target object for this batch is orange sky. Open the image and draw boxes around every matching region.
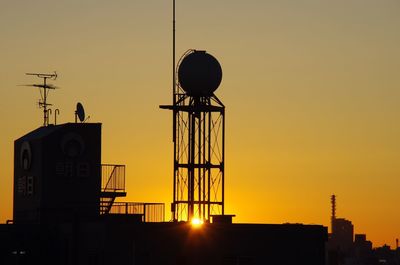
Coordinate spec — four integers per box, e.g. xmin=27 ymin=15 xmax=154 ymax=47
xmin=1 ymin=0 xmax=399 ymax=248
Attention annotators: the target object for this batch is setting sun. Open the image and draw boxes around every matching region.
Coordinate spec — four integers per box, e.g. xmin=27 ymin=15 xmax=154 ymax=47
xmin=191 ymin=218 xmax=204 ymax=228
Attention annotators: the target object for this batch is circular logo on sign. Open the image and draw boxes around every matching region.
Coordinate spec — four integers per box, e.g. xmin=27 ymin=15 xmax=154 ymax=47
xmin=61 ymin=133 xmax=85 ymax=157
xmin=20 ymin=141 xmax=32 ymax=171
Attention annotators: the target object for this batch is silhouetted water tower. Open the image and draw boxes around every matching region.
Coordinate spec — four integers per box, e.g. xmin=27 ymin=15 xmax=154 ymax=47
xmin=161 ymin=50 xmax=225 ymax=222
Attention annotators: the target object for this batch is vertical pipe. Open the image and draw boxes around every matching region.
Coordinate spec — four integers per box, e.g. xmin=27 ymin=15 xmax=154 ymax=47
xmin=202 ymin=109 xmax=206 ymax=220
xmin=222 ymin=108 xmax=225 ymax=215
xmin=198 ymin=109 xmax=201 ymax=220
xmin=188 ymin=111 xmax=195 ymax=221
xmin=207 ymin=110 xmax=211 ymax=220
xmin=175 ymin=114 xmax=180 ymax=221
xmin=55 ymin=109 xmax=59 ymax=125
xmin=143 ymin=204 xmax=147 ymax=223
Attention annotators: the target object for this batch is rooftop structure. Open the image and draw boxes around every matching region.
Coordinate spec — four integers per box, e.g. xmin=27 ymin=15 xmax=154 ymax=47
xmin=160 ymin=50 xmax=226 ymax=223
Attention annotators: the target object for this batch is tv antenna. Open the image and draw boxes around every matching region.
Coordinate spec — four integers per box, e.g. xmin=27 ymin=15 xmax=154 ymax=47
xmin=23 ymin=72 xmax=58 ymax=126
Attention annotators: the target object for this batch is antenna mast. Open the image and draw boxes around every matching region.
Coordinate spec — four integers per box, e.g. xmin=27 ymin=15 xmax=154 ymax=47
xmin=331 ymin=194 xmax=336 ymax=233
xmin=25 ymin=72 xmax=58 ymax=126
xmin=171 ymin=0 xmax=178 ymax=220
xmin=173 ymin=0 xmax=176 ymax=99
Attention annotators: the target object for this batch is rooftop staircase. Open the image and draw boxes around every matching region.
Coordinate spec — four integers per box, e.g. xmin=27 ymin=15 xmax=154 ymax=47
xmin=99 ymin=164 xmax=165 ymax=222
xmin=100 ymin=164 xmax=126 ymax=214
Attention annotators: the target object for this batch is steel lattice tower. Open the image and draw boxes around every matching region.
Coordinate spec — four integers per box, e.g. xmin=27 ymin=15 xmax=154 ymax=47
xmin=161 ymin=50 xmax=225 ymax=222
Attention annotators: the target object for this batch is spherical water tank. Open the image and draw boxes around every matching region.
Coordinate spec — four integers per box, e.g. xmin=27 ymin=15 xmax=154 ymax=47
xmin=178 ymin=50 xmax=222 ymax=96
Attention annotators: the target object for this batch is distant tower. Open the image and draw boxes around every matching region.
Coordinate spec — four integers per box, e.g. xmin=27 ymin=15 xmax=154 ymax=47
xmin=331 ymin=194 xmax=336 ymax=233
xmin=161 ymin=50 xmax=225 ymax=222
xmin=329 ymin=194 xmax=354 ymax=254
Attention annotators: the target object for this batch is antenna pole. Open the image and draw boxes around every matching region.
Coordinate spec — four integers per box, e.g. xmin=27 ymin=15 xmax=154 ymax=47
xmin=43 ymin=77 xmax=48 ymax=126
xmin=25 ymin=72 xmax=57 ymax=127
xmin=173 ymin=0 xmax=176 ymax=99
xmin=171 ymin=0 xmax=178 ymax=221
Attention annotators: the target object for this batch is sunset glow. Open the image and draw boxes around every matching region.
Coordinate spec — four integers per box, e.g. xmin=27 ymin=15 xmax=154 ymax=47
xmin=191 ymin=218 xmax=204 ymax=228
xmin=0 ymin=0 xmax=399 ymax=248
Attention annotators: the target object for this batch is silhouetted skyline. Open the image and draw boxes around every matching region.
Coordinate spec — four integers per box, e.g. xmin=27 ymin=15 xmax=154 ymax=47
xmin=1 ymin=0 xmax=399 ymax=248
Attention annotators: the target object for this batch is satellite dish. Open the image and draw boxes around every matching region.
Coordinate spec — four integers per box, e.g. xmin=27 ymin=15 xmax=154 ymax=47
xmin=76 ymin=102 xmax=85 ymax=123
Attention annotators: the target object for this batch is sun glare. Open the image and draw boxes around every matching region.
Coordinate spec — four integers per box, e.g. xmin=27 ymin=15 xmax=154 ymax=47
xmin=191 ymin=218 xmax=204 ymax=228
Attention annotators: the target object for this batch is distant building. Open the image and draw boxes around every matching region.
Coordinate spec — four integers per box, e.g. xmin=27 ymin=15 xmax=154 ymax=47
xmin=331 ymin=218 xmax=354 ymax=255
xmin=326 ymin=195 xmax=400 ymax=265
xmin=328 ymin=195 xmax=353 ymax=265
xmin=354 ymin=234 xmax=373 ymax=264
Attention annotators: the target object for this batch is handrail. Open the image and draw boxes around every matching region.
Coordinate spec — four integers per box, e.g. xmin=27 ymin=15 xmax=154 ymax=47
xmin=107 ymin=202 xmax=165 ymax=222
xmin=101 ymin=164 xmax=125 ymax=192
xmin=104 ymin=166 xmax=117 ymax=190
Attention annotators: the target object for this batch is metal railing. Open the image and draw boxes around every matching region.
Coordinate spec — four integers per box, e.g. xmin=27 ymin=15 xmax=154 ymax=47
xmin=108 ymin=202 xmax=165 ymax=222
xmin=100 ymin=198 xmax=115 ymax=215
xmin=101 ymin=164 xmax=125 ymax=191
